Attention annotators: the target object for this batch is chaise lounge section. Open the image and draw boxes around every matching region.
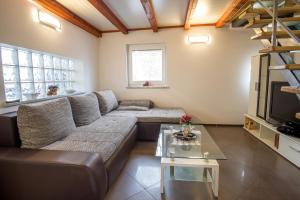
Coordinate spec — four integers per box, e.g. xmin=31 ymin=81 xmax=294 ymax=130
xmin=0 ymin=90 xmax=185 ymax=200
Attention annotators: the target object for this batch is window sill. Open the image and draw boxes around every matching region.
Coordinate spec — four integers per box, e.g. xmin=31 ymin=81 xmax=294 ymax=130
xmin=3 ymin=92 xmax=84 ymax=108
xmin=126 ymin=85 xmax=170 ymax=89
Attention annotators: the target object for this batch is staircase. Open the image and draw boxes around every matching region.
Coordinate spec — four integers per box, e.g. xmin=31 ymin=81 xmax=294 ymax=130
xmin=231 ymin=0 xmax=300 ymax=121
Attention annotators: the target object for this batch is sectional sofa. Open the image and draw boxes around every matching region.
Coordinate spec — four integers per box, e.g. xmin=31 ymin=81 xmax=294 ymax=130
xmin=0 ymin=90 xmax=184 ymax=200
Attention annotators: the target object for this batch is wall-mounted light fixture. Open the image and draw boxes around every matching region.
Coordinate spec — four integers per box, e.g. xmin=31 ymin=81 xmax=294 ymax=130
xmin=187 ymin=35 xmax=210 ymax=44
xmin=32 ymin=8 xmax=62 ymax=31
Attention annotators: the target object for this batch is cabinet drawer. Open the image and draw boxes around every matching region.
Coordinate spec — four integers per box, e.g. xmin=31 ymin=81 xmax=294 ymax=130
xmin=278 ymin=135 xmax=300 ymax=168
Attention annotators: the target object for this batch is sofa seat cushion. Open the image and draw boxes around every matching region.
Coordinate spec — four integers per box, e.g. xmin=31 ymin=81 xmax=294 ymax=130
xmin=75 ymin=116 xmax=137 ymax=135
xmin=42 ymin=116 xmax=138 ymax=162
xmin=42 ymin=141 xmax=116 ymax=162
xmin=68 ymin=93 xmax=101 ymax=127
xmin=17 ymin=98 xmax=76 ymax=149
xmin=105 ymin=108 xmax=185 ymax=123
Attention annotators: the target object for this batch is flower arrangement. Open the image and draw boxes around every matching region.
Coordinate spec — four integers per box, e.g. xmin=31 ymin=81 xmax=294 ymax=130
xmin=180 ymin=114 xmax=192 ymax=137
xmin=180 ymin=114 xmax=192 ymax=125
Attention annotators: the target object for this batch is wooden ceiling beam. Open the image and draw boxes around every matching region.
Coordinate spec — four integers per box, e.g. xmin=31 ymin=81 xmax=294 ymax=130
xmin=31 ymin=0 xmax=102 ymax=37
xmin=88 ymin=0 xmax=128 ymax=34
xmin=216 ymin=0 xmax=250 ymax=28
xmin=140 ymin=0 xmax=158 ymax=32
xmin=184 ymin=0 xmax=198 ymax=30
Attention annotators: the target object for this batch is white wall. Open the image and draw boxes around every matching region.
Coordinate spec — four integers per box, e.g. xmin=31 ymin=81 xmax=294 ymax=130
xmin=98 ymin=27 xmax=262 ymax=124
xmin=0 ymin=0 xmax=99 ymax=106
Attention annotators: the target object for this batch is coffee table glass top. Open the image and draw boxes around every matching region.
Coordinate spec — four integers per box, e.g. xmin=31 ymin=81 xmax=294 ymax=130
xmin=156 ymin=124 xmax=226 ymax=160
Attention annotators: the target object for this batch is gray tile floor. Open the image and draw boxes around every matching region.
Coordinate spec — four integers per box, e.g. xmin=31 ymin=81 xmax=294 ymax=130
xmin=105 ymin=126 xmax=300 ymax=200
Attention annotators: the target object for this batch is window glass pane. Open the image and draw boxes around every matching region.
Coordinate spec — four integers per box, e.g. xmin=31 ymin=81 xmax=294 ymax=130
xmin=1 ymin=47 xmax=17 ymax=65
xmin=1 ymin=44 xmax=77 ymax=103
xmin=45 ymin=69 xmax=53 ymax=81
xmin=4 ymin=83 xmax=20 ymax=101
xmin=43 ymin=55 xmax=53 ymax=68
xmin=33 ymin=68 xmax=44 ymax=82
xmin=61 ymin=59 xmax=69 ymax=70
xmin=3 ymin=66 xmax=18 ymax=82
xmin=34 ymin=83 xmax=46 ymax=97
xmin=19 ymin=67 xmax=33 ymax=82
xmin=61 ymin=70 xmax=68 ymax=81
xmin=21 ymin=82 xmax=34 ymax=95
xmin=57 ymin=82 xmax=64 ymax=94
xmin=53 ymin=57 xmax=61 ymax=69
xmin=32 ymin=53 xmax=43 ymax=68
xmin=54 ymin=70 xmax=61 ymax=81
xmin=132 ymin=50 xmax=163 ymax=81
xmin=69 ymin=60 xmax=75 ymax=70
xmin=18 ymin=50 xmax=32 ymax=66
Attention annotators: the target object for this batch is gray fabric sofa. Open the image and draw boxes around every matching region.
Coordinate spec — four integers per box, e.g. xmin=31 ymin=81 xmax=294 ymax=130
xmin=0 ymin=90 xmax=185 ymax=200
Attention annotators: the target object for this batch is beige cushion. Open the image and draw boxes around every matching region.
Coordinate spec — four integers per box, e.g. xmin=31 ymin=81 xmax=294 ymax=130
xmin=94 ymin=90 xmax=118 ymax=114
xmin=68 ymin=93 xmax=101 ymax=127
xmin=119 ymin=99 xmax=153 ymax=108
xmin=17 ymin=98 xmax=76 ymax=149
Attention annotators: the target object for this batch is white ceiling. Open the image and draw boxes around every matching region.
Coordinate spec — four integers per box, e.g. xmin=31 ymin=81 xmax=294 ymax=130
xmin=103 ymin=0 xmax=150 ymax=29
xmin=56 ymin=0 xmax=233 ymax=31
xmin=152 ymin=0 xmax=189 ymax=26
xmin=190 ymin=0 xmax=232 ymax=24
xmin=56 ymin=0 xmax=115 ymax=30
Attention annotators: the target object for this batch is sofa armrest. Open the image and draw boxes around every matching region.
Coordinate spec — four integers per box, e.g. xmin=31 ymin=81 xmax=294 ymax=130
xmin=0 ymin=148 xmax=107 ymax=200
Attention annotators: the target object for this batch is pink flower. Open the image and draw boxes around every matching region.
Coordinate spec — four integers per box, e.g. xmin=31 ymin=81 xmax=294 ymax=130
xmin=180 ymin=114 xmax=192 ymax=124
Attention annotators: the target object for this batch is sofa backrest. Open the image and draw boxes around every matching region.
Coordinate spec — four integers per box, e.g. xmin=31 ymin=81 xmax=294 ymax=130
xmin=17 ymin=98 xmax=76 ymax=149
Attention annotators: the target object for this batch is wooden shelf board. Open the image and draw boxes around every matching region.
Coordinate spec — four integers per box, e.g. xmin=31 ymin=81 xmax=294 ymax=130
xmin=259 ymin=46 xmax=300 ymax=53
xmin=281 ymin=86 xmax=300 ymax=94
xmin=244 ymin=17 xmax=300 ymax=29
xmin=269 ymin=64 xmax=300 ymax=70
xmin=251 ymin=30 xmax=300 ymax=40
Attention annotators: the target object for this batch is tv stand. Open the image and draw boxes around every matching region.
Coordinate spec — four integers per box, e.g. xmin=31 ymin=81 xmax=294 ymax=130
xmin=244 ymin=114 xmax=300 ymax=168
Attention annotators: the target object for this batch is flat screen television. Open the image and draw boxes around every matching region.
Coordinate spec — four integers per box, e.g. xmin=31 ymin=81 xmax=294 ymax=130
xmin=269 ymin=81 xmax=300 ymax=124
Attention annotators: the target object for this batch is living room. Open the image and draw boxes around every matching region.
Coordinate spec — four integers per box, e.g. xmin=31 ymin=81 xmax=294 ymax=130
xmin=0 ymin=0 xmax=299 ymax=200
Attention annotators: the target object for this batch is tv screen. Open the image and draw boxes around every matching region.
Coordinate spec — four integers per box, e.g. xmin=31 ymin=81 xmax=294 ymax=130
xmin=269 ymin=81 xmax=300 ymax=123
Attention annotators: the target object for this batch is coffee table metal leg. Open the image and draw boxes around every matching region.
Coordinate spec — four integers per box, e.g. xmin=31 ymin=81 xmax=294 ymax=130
xmin=160 ymin=163 xmax=165 ymax=194
xmin=211 ymin=164 xmax=219 ymax=197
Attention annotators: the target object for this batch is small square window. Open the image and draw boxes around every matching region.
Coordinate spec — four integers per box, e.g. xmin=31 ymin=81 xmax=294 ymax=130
xmin=127 ymin=44 xmax=166 ymax=87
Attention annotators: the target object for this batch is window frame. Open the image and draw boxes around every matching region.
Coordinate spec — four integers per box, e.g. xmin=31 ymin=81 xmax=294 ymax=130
xmin=0 ymin=43 xmax=78 ymax=105
xmin=127 ymin=43 xmax=167 ymax=88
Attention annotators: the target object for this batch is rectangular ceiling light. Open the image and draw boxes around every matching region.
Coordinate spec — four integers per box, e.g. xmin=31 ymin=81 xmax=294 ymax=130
xmin=187 ymin=35 xmax=210 ymax=44
xmin=33 ymin=8 xmax=62 ymax=31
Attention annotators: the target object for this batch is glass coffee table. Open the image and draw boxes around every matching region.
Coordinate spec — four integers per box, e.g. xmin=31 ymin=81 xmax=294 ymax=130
xmin=156 ymin=124 xmax=226 ymax=197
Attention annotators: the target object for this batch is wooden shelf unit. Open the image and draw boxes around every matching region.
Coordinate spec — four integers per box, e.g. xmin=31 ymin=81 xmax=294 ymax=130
xmin=244 ymin=114 xmax=279 ymax=150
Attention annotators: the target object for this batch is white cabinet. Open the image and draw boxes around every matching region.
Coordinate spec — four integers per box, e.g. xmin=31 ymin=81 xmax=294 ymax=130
xmin=278 ymin=134 xmax=300 ymax=168
xmin=248 ymin=55 xmax=260 ymax=116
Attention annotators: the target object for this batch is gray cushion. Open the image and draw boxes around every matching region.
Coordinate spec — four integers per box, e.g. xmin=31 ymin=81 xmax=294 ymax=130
xmin=75 ymin=116 xmax=137 ymax=135
xmin=117 ymin=105 xmax=149 ymax=111
xmin=119 ymin=99 xmax=153 ymax=108
xmin=105 ymin=108 xmax=185 ymax=123
xmin=94 ymin=90 xmax=118 ymax=114
xmin=17 ymin=98 xmax=76 ymax=149
xmin=68 ymin=93 xmax=101 ymax=127
xmin=42 ymin=115 xmax=137 ymax=162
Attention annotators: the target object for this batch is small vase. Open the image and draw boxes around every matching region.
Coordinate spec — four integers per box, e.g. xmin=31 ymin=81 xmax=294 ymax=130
xmin=182 ymin=124 xmax=190 ymax=137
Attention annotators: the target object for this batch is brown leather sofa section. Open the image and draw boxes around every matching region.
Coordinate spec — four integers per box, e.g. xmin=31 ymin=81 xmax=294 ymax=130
xmin=105 ymin=125 xmax=137 ymax=187
xmin=0 ymin=112 xmax=161 ymax=200
xmin=0 ymin=112 xmax=20 ymax=147
xmin=0 ymin=148 xmax=107 ymax=200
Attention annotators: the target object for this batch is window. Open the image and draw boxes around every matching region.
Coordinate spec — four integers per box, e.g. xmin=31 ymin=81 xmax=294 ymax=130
xmin=127 ymin=44 xmax=166 ymax=87
xmin=0 ymin=44 xmax=77 ymax=103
